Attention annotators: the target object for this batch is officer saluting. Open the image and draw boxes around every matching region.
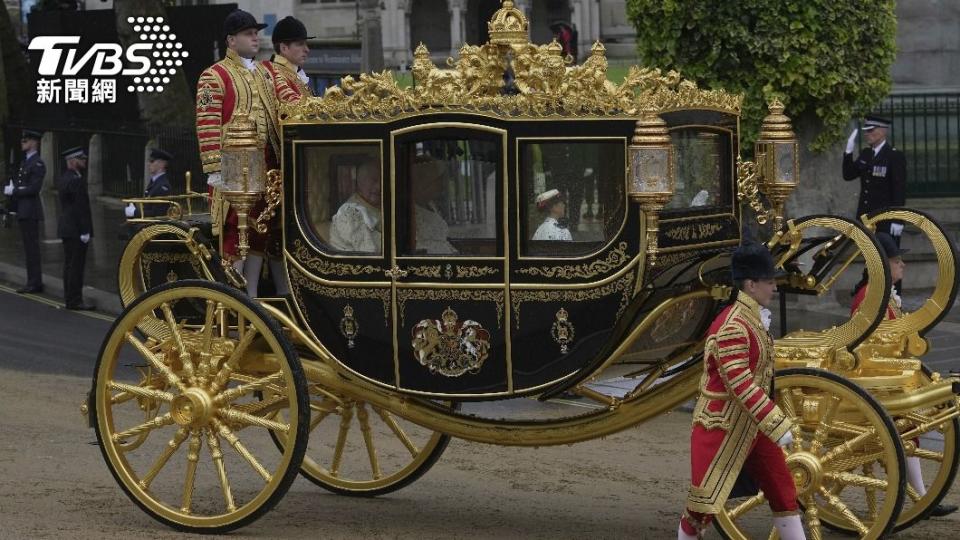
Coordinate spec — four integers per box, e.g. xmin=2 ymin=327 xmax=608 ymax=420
xmin=124 ymin=148 xmax=173 ymax=218
xmin=56 ymin=146 xmax=94 ymax=310
xmin=842 ymin=115 xmax=906 ymax=237
xmin=4 ymin=129 xmax=46 ymax=293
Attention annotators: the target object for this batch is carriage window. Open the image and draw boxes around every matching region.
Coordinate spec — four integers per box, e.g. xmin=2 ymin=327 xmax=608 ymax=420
xmin=519 ymin=140 xmax=626 ymax=257
xmin=665 ymin=128 xmax=732 ymax=211
xmin=396 ymin=136 xmax=500 ymax=257
xmin=301 ymin=143 xmax=382 ymax=255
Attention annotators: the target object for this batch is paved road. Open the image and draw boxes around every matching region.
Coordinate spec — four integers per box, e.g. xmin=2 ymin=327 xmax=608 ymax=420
xmin=1 ymin=285 xmax=959 ymax=538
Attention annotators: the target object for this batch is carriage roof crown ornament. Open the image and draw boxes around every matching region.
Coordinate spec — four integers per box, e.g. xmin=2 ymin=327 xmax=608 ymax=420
xmin=488 ymin=0 xmax=529 ymax=47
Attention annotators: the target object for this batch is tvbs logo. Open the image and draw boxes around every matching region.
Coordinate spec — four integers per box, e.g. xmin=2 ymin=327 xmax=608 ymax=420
xmin=28 ymin=16 xmax=187 ymax=104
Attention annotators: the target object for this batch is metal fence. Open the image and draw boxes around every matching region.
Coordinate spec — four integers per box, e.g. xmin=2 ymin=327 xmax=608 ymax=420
xmin=872 ymin=92 xmax=960 ymax=197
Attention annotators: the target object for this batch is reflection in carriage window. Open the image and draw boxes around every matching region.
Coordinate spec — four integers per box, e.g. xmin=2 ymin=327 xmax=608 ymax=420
xmin=397 ymin=137 xmax=499 ymax=257
xmin=665 ymin=128 xmax=732 ymax=211
xmin=520 ymin=140 xmax=625 ymax=257
xmin=301 ymin=143 xmax=382 ymax=255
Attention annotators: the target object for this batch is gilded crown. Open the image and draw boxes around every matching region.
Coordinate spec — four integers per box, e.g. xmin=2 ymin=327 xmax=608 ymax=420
xmin=441 ymin=306 xmax=458 ymax=327
xmin=488 ymin=0 xmax=529 ymax=47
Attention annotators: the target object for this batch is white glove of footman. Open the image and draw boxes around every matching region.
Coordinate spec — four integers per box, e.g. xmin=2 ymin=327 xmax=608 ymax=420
xmin=80 ymin=233 xmax=90 ymax=244
xmin=3 ymin=182 xmax=13 ymax=196
xmin=777 ymin=430 xmax=794 ymax=448
xmin=207 ymin=172 xmax=224 ymax=188
xmin=890 ymin=223 xmax=904 ymax=236
xmin=124 ymin=203 xmax=136 ymax=218
xmin=845 ymin=128 xmax=858 ymax=154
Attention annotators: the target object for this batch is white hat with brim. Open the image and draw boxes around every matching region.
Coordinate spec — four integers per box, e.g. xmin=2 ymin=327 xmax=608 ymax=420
xmin=536 ymin=188 xmax=562 ymax=210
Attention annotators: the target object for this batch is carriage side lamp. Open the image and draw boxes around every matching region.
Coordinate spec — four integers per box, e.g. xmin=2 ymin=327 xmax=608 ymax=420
xmin=220 ymin=114 xmax=266 ymax=260
xmin=755 ymin=99 xmax=799 ymax=232
xmin=628 ymin=108 xmax=676 ymax=268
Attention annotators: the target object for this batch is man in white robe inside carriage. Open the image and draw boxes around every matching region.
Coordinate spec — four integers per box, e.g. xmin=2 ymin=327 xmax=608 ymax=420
xmin=329 ymin=160 xmax=382 ymax=253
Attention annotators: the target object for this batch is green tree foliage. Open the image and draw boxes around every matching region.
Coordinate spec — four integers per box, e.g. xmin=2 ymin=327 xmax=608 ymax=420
xmin=626 ymin=0 xmax=896 ymax=152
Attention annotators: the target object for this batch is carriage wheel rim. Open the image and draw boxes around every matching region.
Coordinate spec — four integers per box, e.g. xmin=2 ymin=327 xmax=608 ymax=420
xmin=94 ymin=282 xmax=307 ymax=531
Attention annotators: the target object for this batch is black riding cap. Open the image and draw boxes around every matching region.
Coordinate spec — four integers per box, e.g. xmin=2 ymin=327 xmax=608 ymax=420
xmin=731 ymin=242 xmax=782 ymax=281
xmin=149 ymin=148 xmax=173 ymax=162
xmin=272 ymin=16 xmax=313 ymax=44
xmin=22 ymin=130 xmax=43 ymax=141
xmin=875 ymin=232 xmax=909 ymax=258
xmin=224 ymin=9 xmax=267 ymax=36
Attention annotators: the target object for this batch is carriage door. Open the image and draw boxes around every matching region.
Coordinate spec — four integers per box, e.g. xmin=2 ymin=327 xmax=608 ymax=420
xmin=388 ymin=124 xmax=510 ymax=396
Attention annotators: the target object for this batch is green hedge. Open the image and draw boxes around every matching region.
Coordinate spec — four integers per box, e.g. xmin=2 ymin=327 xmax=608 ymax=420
xmin=626 ymin=0 xmax=896 ymax=152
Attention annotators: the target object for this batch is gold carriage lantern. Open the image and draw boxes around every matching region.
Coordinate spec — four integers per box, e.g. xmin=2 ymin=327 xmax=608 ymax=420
xmin=220 ymin=114 xmax=266 ymax=259
xmin=628 ymin=107 xmax=676 ymax=268
xmin=755 ymin=99 xmax=799 ymax=231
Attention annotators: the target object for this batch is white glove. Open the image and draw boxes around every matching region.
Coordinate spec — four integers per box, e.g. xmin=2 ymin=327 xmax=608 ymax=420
xmin=583 ymin=167 xmax=594 ymax=177
xmin=79 ymin=233 xmax=90 ymax=244
xmin=124 ymin=203 xmax=136 ymax=218
xmin=690 ymin=189 xmax=709 ymax=207
xmin=3 ymin=182 xmax=13 ymax=196
xmin=845 ymin=128 xmax=858 ymax=154
xmin=207 ymin=172 xmax=224 ymax=188
xmin=889 ymin=223 xmax=904 ymax=236
xmin=777 ymin=430 xmax=794 ymax=448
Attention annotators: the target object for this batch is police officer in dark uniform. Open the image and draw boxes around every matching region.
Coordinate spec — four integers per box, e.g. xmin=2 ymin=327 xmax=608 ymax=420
xmin=3 ymin=130 xmax=46 ymax=293
xmin=125 ymin=148 xmax=173 ymax=218
xmin=56 ymin=146 xmax=94 ymax=310
xmin=842 ymin=115 xmax=906 ymax=237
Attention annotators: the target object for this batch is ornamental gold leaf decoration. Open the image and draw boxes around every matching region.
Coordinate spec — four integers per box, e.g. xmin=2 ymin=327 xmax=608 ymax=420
xmin=408 ymin=265 xmax=443 ymax=279
xmin=281 ymin=33 xmax=741 ymax=123
xmin=291 ymin=239 xmax=382 ymax=276
xmin=517 ymin=242 xmax=630 ymax=279
xmin=456 ymin=265 xmax=498 ymax=278
xmin=397 ymin=288 xmax=504 ymax=328
xmin=289 ymin=267 xmax=390 ymax=322
xmin=511 ymin=270 xmax=635 ymax=328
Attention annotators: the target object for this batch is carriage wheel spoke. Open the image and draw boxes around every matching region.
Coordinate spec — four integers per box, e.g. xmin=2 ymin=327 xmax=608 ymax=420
xmin=108 ymin=381 xmax=174 ymax=404
xmin=818 ymin=486 xmax=869 ymax=535
xmin=766 ymin=527 xmax=780 ymax=540
xmin=802 ymin=494 xmax=823 ymax=540
xmin=356 ymin=403 xmax=382 ymax=479
xmin=728 ymin=492 xmax=766 ymax=520
xmin=218 ymin=407 xmax=289 ymax=434
xmin=208 ymin=324 xmax=259 ymax=395
xmin=126 ymin=332 xmax=185 ymax=392
xmin=201 ymin=300 xmax=215 ymax=354
xmin=308 ymin=398 xmax=339 ymax=432
xmin=213 ymin=372 xmax=285 ymax=406
xmin=914 ymin=447 xmax=943 ymax=462
xmin=139 ymin=426 xmax=190 ymax=489
xmin=826 ymin=451 xmax=885 ymax=473
xmin=820 ymin=429 xmax=877 ymax=465
xmin=906 ymin=484 xmax=922 ymax=502
xmin=374 ymin=406 xmax=420 ymax=456
xmin=330 ymin=403 xmax=355 ymax=477
xmin=181 ymin=430 xmax=203 ymax=513
xmin=206 ymin=429 xmax=236 ymax=512
xmin=862 ymin=463 xmax=878 ymax=520
xmin=824 ymin=471 xmax=888 ymax=491
xmin=161 ymin=302 xmax=196 ymax=385
xmin=810 ymin=395 xmax=841 ymax=455
xmin=212 ymin=418 xmax=272 ymax=482
xmin=113 ymin=412 xmax=174 ymax=442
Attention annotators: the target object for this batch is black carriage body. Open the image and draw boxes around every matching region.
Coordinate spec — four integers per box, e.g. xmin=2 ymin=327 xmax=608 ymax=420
xmin=281 ymin=111 xmax=740 ymax=399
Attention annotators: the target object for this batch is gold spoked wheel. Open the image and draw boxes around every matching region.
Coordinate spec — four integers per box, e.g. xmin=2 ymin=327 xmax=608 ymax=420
xmin=715 ymin=368 xmax=905 ymax=540
xmin=893 ymin=365 xmax=960 ymax=531
xmin=264 ymin=384 xmax=455 ymax=496
xmin=92 ymin=280 xmax=309 ymax=533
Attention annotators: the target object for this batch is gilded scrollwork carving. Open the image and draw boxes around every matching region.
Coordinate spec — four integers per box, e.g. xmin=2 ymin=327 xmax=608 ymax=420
xmin=456 ymin=265 xmax=499 ymax=278
xmin=397 ymin=288 xmax=504 ymax=328
xmin=517 ymin=242 xmax=630 ymax=279
xmin=340 ymin=304 xmax=359 ymax=349
xmin=281 ymin=4 xmax=742 ymax=124
xmin=551 ymin=308 xmax=575 ymax=354
xmin=408 ymin=265 xmax=443 ymax=279
xmin=511 ymin=270 xmax=635 ymax=328
xmin=291 ymin=239 xmax=382 ymax=276
xmin=289 ymin=267 xmax=390 ymax=322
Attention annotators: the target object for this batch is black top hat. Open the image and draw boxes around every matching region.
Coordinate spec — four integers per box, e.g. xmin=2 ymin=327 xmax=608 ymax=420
xmin=862 ymin=115 xmax=891 ymax=131
xmin=272 ymin=16 xmax=313 ymax=44
xmin=149 ymin=148 xmax=173 ymax=162
xmin=731 ymin=242 xmax=782 ymax=281
xmin=224 ymin=9 xmax=267 ymax=36
xmin=21 ymin=130 xmax=43 ymax=141
xmin=876 ymin=232 xmax=908 ymax=259
xmin=61 ymin=146 xmax=87 ymax=160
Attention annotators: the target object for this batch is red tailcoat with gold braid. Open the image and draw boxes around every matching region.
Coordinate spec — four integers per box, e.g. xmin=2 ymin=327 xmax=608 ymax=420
xmin=262 ymin=55 xmax=313 ymax=107
xmin=686 ymin=291 xmax=795 ymax=515
xmin=195 ymin=49 xmax=281 ymax=258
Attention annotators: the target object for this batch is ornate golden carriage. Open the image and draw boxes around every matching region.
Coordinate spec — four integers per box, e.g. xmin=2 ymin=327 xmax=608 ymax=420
xmin=89 ymin=2 xmax=959 ymax=537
